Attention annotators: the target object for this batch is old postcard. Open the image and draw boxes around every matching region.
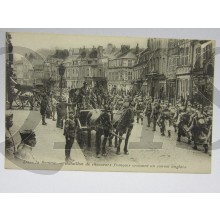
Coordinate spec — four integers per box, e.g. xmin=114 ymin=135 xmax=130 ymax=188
xmin=5 ymin=32 xmax=215 ymax=173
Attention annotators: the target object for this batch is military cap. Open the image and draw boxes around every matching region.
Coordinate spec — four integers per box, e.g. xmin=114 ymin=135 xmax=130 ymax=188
xmin=6 ymin=113 xmax=13 ymax=121
xmin=20 ymin=129 xmax=36 ymax=141
xmin=68 ymin=110 xmax=74 ymax=114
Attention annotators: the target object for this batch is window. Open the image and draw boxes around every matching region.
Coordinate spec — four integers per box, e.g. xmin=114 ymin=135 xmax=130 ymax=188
xmin=86 ymin=68 xmax=90 ymax=76
xmin=163 ymin=58 xmax=166 ymax=73
xmin=128 ymin=60 xmax=132 ymax=67
xmin=128 ymin=72 xmax=132 ymax=80
xmin=177 ymin=57 xmax=180 ymax=66
xmin=185 ymin=56 xmax=188 ymax=65
xmin=196 ymin=47 xmax=201 ymax=62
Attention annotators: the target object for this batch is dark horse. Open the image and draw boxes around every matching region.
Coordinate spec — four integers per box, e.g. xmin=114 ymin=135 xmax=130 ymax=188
xmin=113 ymin=104 xmax=134 ymax=155
xmin=85 ymin=105 xmax=134 ymax=155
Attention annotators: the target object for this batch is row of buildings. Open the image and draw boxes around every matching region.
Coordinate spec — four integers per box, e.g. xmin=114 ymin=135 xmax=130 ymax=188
xmin=13 ymin=38 xmax=215 ymax=105
xmin=132 ymin=38 xmax=215 ymax=105
xmin=13 ymin=46 xmax=108 ymax=91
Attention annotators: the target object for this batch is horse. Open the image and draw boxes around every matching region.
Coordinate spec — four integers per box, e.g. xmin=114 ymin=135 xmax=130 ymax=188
xmin=113 ymin=104 xmax=134 ymax=155
xmin=84 ymin=102 xmax=134 ymax=155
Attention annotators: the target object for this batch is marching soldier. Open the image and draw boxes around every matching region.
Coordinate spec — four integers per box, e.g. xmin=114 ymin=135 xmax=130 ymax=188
xmin=176 ymin=106 xmax=192 ymax=143
xmin=51 ymin=94 xmax=58 ymax=121
xmin=46 ymin=93 xmax=52 ymax=119
xmin=56 ymin=97 xmax=68 ymax=129
xmin=40 ymin=93 xmax=49 ymax=125
xmin=151 ymin=99 xmax=161 ymax=131
xmin=95 ymin=105 xmax=112 ymax=158
xmin=158 ymin=100 xmax=171 ymax=137
xmin=64 ymin=110 xmax=76 ymax=163
xmin=29 ymin=92 xmax=35 ymax=111
xmin=14 ymin=129 xmax=38 ymax=163
xmin=135 ymin=98 xmax=145 ymax=125
xmin=144 ymin=97 xmax=152 ymax=127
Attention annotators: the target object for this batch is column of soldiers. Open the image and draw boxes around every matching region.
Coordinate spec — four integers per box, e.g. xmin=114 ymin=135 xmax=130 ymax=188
xmin=6 ymin=81 xmax=212 ymax=165
xmin=111 ymin=91 xmax=212 ymax=154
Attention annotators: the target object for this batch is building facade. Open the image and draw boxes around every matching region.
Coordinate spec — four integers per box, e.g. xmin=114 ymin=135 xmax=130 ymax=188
xmin=107 ymin=50 xmax=137 ymax=94
xmin=63 ymin=46 xmax=107 ymax=89
xmin=191 ymin=40 xmax=215 ymax=106
xmin=135 ymin=38 xmax=168 ymax=99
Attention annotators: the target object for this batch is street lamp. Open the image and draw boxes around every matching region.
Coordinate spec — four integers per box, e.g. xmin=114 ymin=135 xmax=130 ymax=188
xmin=58 ymin=63 xmax=65 ymax=97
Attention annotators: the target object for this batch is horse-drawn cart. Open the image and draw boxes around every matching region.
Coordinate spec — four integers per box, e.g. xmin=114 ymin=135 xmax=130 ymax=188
xmin=75 ymin=108 xmax=128 ymax=152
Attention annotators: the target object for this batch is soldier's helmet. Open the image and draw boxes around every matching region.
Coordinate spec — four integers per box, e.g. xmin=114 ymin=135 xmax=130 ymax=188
xmin=19 ymin=129 xmax=36 ymax=147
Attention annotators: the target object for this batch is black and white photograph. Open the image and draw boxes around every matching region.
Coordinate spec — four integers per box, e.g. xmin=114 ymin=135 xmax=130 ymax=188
xmin=5 ymin=32 xmax=215 ymax=173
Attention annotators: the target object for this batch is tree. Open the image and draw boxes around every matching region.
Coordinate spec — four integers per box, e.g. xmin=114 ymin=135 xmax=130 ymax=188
xmin=121 ymin=45 xmax=130 ymax=53
xmin=52 ymin=49 xmax=69 ymax=59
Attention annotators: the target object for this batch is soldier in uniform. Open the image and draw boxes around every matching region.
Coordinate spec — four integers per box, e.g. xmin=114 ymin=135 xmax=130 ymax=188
xmin=144 ymin=97 xmax=152 ymax=127
xmin=5 ymin=113 xmax=15 ymax=159
xmin=14 ymin=130 xmax=38 ymax=163
xmin=51 ymin=94 xmax=58 ymax=121
xmin=46 ymin=93 xmax=52 ymax=119
xmin=40 ymin=93 xmax=48 ymax=125
xmin=158 ymin=100 xmax=171 ymax=137
xmin=176 ymin=106 xmax=191 ymax=143
xmin=64 ymin=110 xmax=76 ymax=163
xmin=56 ymin=97 xmax=68 ymax=129
xmin=151 ymin=99 xmax=161 ymax=131
xmin=95 ymin=105 xmax=112 ymax=158
xmin=29 ymin=92 xmax=34 ymax=111
xmin=135 ymin=98 xmax=145 ymax=125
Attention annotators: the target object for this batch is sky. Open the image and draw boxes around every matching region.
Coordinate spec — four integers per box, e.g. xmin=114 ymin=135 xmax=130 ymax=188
xmin=10 ymin=32 xmax=148 ymax=52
